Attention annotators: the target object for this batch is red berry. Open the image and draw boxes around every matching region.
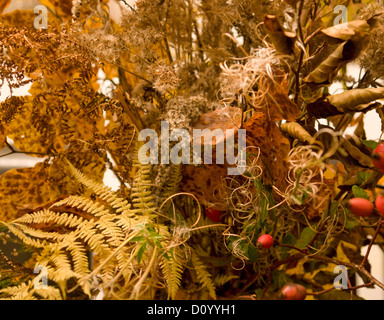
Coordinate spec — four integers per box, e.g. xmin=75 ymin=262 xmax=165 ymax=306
xmin=372 ymin=143 xmax=384 ymax=173
xmin=205 ymin=208 xmax=222 ymax=222
xmin=281 ymin=283 xmax=307 ymax=300
xmin=375 ymin=195 xmax=384 ymax=217
xmin=257 ymin=234 xmax=274 ymax=249
xmin=375 ymin=143 xmax=384 ymax=154
xmin=347 ymin=198 xmax=374 ymax=217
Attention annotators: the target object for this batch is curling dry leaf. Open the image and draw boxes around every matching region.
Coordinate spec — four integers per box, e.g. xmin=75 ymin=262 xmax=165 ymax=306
xmin=180 ymin=106 xmax=243 ymax=211
xmin=262 ymin=68 xmax=300 ymax=121
xmin=243 ymin=112 xmax=290 ymax=191
xmin=180 ymin=164 xmax=230 ymax=211
xmin=264 ymin=14 xmax=296 ymax=55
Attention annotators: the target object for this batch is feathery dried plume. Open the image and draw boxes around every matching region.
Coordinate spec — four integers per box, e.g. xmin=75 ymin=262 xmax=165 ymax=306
xmin=219 ymin=47 xmax=284 ymax=108
xmin=148 ymin=62 xmax=180 ymax=96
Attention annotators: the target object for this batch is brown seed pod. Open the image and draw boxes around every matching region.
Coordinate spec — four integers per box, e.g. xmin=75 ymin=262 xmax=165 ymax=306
xmin=327 ymin=87 xmax=384 ymax=112
xmin=304 ymin=34 xmax=368 ymax=84
xmin=303 ymin=41 xmax=349 ymax=84
xmin=264 ymin=15 xmax=296 ymax=55
xmin=280 ymin=122 xmax=316 ymax=145
xmin=321 ymin=20 xmax=370 ymax=41
xmin=340 ymin=138 xmax=374 ymax=168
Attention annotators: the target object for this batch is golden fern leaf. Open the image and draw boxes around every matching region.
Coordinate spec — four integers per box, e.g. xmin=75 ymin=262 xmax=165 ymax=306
xmin=94 ymin=214 xmax=125 ymax=247
xmin=2 ymin=222 xmax=48 ymax=248
xmin=160 ymin=247 xmax=184 ymax=300
xmin=64 ymin=239 xmax=91 ymax=276
xmin=190 ymin=251 xmax=216 ymax=300
xmin=213 ymin=273 xmax=239 ymax=287
xmin=65 ymin=159 xmax=132 ymax=214
xmin=0 ymin=278 xmax=62 ymax=300
xmin=10 ymin=222 xmax=67 ymax=242
xmin=50 ymin=195 xmax=110 ymax=217
xmin=33 ymin=286 xmax=63 ymax=300
xmin=130 ymin=142 xmax=157 ymax=216
xmin=155 ymin=164 xmax=183 ymax=209
xmin=0 ymin=280 xmax=36 ymax=300
xmin=14 ymin=209 xmax=85 ymax=230
xmin=74 ymin=219 xmax=110 ymax=253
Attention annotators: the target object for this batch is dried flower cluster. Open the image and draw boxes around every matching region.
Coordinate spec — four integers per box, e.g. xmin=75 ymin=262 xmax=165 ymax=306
xmin=0 ymin=0 xmax=383 ymax=301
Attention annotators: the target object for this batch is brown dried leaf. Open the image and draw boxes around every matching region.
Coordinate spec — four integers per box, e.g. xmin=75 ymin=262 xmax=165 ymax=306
xmin=180 ymin=164 xmax=230 ymax=211
xmin=328 ymin=87 xmax=384 ymax=112
xmin=340 ymin=137 xmax=374 ymax=169
xmin=180 ymin=106 xmax=243 ymax=210
xmin=192 ymin=106 xmax=242 ymax=147
xmin=304 ymin=36 xmax=367 ymax=84
xmin=303 ymin=41 xmax=349 ymax=84
xmin=307 ymin=87 xmax=384 ymax=119
xmin=180 ymin=112 xmax=291 ymax=209
xmin=280 ymin=121 xmax=316 ymax=144
xmin=321 ymin=20 xmax=370 ymax=41
xmin=263 ymin=69 xmax=301 ymax=121
xmin=264 ymin=15 xmax=296 ymax=55
xmin=244 ymin=112 xmax=290 ymax=190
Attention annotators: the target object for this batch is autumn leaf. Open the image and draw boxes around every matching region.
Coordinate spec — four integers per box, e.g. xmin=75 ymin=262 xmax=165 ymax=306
xmin=264 ymin=15 xmax=296 ymax=55
xmin=0 ymin=0 xmax=11 ymax=14
xmin=243 ymin=112 xmax=290 ymax=191
xmin=0 ymin=149 xmax=106 ymax=222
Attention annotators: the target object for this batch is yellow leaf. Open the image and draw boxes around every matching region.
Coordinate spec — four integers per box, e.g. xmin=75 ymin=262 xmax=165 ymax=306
xmin=336 ymin=240 xmax=357 ymax=264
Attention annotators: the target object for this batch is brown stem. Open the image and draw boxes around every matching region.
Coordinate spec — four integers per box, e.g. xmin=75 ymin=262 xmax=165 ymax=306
xmin=308 ymin=282 xmax=374 ymax=296
xmin=276 ymin=242 xmax=308 ymax=255
xmin=360 ymin=217 xmax=383 ymax=267
xmin=294 ymin=0 xmax=305 ymax=105
xmin=304 ymin=254 xmax=384 ymax=291
xmin=267 ymin=252 xmax=384 ymax=294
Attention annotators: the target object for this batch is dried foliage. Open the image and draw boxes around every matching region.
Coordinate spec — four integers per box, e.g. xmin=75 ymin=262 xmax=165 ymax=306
xmin=0 ymin=0 xmax=384 ymax=301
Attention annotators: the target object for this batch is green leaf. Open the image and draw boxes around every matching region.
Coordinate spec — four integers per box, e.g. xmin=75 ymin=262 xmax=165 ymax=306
xmin=361 ymin=140 xmax=378 ymax=150
xmin=130 ymin=235 xmax=146 ymax=242
xmin=246 ymin=244 xmax=259 ymax=262
xmin=136 ymin=242 xmax=147 ymax=263
xmin=352 ymin=185 xmax=368 ymax=199
xmin=260 ymin=195 xmax=268 ymax=222
xmin=345 ymin=215 xmax=360 ymax=230
xmin=282 ymin=233 xmax=297 ymax=246
xmin=357 ymin=171 xmax=371 ymax=185
xmin=295 ymin=226 xmax=316 ymax=249
xmin=280 ymin=234 xmax=297 ymax=258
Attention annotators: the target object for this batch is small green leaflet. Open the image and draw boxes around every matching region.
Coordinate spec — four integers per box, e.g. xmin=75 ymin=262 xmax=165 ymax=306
xmin=295 ymin=226 xmax=316 ymax=249
xmin=291 ymin=189 xmax=309 ymax=205
xmin=352 ymin=185 xmax=368 ymax=199
xmin=361 ymin=140 xmax=378 ymax=150
xmin=136 ymin=241 xmax=147 ymax=263
xmin=246 ymin=244 xmax=259 ymax=262
xmin=357 ymin=171 xmax=371 ymax=185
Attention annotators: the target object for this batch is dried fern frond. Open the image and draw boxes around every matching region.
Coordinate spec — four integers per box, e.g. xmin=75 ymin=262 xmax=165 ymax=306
xmin=130 ymin=142 xmax=157 ymax=216
xmin=0 ymin=279 xmax=62 ymax=300
xmin=65 ymin=159 xmax=132 ymax=214
xmin=214 ymin=273 xmax=239 ymax=287
xmin=160 ymin=246 xmax=184 ymax=300
xmin=191 ymin=251 xmax=216 ymax=300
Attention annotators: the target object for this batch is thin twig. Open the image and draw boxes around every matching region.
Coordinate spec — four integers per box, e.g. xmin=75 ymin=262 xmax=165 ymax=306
xmin=294 ymin=0 xmax=305 ymax=104
xmin=360 ymin=217 xmax=383 ymax=267
xmin=308 ymin=282 xmax=374 ymax=296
